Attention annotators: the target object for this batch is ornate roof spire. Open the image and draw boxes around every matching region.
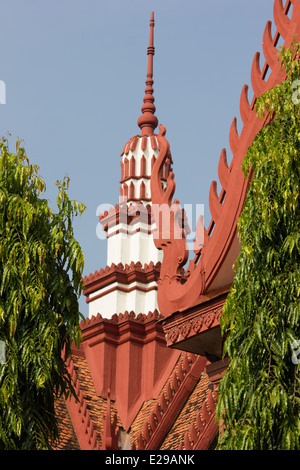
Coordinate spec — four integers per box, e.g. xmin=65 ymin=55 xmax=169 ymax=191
xmin=137 ymin=11 xmax=158 ymax=135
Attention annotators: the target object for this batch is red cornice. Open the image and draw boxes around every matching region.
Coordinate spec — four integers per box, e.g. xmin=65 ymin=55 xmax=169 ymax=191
xmin=78 ymin=310 xmax=180 ymax=431
xmin=83 ymin=261 xmax=161 ymax=297
xmin=80 ymin=310 xmax=164 ymax=344
xmin=150 ymin=0 xmax=299 ymax=318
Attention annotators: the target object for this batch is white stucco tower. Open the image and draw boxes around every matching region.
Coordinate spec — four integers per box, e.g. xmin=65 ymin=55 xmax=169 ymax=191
xmin=83 ymin=12 xmax=172 ymax=319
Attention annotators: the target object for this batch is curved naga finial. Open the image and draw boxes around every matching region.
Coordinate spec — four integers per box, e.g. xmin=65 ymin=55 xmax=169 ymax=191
xmin=151 ymin=125 xmax=189 ymax=282
xmin=150 ymin=0 xmax=299 ymax=317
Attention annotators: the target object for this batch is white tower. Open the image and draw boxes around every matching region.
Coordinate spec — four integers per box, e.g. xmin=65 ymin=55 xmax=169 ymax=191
xmin=83 ymin=12 xmax=172 ymax=319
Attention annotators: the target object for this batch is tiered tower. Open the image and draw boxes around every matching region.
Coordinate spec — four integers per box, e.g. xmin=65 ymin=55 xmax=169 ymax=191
xmin=80 ymin=14 xmax=180 ymax=431
xmin=83 ymin=12 xmax=172 ymax=319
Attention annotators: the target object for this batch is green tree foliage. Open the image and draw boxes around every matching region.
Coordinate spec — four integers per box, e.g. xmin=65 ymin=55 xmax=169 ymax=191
xmin=0 ymin=139 xmax=85 ymax=449
xmin=216 ymin=43 xmax=300 ymax=450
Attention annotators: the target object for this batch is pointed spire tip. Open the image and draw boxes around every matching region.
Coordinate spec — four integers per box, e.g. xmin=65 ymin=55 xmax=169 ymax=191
xmin=137 ymin=11 xmax=158 ymax=135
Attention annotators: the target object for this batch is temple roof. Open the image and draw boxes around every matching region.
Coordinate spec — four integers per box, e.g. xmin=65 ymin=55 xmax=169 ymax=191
xmin=53 ymin=344 xmax=218 ymax=450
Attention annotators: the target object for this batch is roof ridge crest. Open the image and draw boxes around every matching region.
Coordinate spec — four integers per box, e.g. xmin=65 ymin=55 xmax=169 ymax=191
xmin=65 ymin=357 xmax=100 ymax=450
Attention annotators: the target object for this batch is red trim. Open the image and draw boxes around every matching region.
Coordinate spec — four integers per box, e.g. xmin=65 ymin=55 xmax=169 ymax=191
xmin=140 ymin=154 xmax=146 ymax=174
xmin=140 ymin=180 xmax=146 ymax=199
xmin=124 ymin=157 xmax=129 ymax=178
xmin=120 ymin=135 xmax=160 ymax=156
xmin=103 ymin=226 xmax=154 ymax=239
xmin=129 ymin=181 xmax=135 ymax=200
xmin=123 ymin=182 xmax=128 ymax=198
xmin=120 ymin=174 xmax=168 ymax=184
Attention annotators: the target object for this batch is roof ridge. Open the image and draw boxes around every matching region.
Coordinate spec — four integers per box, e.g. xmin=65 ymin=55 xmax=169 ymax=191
xmin=65 ymin=357 xmax=101 ymax=450
xmin=80 ymin=308 xmax=163 ymax=330
xmin=130 ymin=352 xmax=207 ymax=450
xmin=100 ymin=389 xmax=121 ymax=450
xmin=121 ymin=134 xmax=160 ymax=156
xmin=179 ymin=385 xmax=218 ymax=450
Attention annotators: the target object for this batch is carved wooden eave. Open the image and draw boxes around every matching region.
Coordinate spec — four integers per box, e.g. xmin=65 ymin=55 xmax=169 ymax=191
xmin=150 ymin=0 xmax=300 ymax=357
xmin=161 ymin=284 xmax=231 ymax=359
xmin=64 ymin=356 xmax=101 ymax=450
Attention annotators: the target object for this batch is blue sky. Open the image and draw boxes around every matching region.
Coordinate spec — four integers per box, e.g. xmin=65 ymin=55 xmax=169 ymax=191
xmin=0 ymin=0 xmax=279 ymax=316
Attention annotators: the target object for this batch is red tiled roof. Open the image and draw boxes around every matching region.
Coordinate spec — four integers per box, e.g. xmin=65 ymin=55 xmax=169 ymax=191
xmin=54 ymin=350 xmax=215 ymax=450
xmin=71 ymin=355 xmax=122 ymax=443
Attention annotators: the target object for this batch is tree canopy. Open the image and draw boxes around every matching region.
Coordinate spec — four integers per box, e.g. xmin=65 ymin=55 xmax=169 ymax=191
xmin=216 ymin=43 xmax=300 ymax=450
xmin=0 ymin=138 xmax=85 ymax=449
